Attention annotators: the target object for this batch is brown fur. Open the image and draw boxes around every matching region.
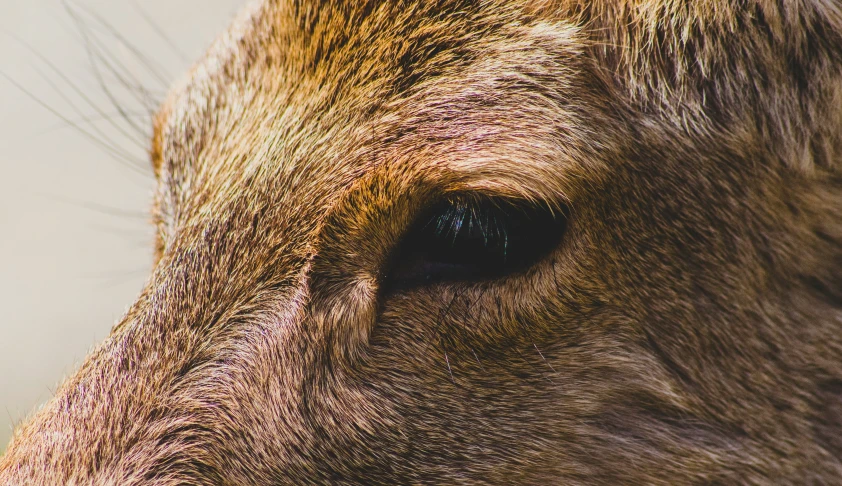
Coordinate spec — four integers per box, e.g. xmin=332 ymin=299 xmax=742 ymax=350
xmin=2 ymin=0 xmax=842 ymax=483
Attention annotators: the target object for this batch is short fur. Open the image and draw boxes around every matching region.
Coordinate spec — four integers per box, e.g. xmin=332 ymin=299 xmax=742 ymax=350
xmin=2 ymin=0 xmax=842 ymax=483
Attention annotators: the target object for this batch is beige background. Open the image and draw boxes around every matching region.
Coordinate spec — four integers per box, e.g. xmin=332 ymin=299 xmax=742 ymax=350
xmin=0 ymin=0 xmax=246 ymax=451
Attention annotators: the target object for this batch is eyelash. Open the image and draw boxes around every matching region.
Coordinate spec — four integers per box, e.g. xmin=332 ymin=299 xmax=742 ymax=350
xmin=427 ymin=200 xmax=510 ymax=259
xmin=385 ymin=196 xmax=568 ymax=290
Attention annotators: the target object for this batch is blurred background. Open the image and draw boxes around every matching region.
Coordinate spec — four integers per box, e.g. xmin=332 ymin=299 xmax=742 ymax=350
xmin=0 ymin=0 xmax=246 ymax=451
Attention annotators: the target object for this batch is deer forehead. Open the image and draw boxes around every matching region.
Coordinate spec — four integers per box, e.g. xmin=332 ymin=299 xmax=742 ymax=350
xmin=151 ymin=5 xmax=614 ymax=235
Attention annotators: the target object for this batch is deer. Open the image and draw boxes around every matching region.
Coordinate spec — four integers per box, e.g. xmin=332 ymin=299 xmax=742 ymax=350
xmin=2 ymin=0 xmax=842 ymax=483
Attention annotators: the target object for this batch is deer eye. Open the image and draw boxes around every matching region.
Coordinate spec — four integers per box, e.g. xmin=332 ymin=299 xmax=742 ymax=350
xmin=386 ymin=197 xmax=568 ymax=289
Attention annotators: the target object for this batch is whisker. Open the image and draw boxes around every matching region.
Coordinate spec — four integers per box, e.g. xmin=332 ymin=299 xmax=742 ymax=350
xmin=64 ymin=0 xmax=172 ymax=88
xmin=78 ymin=35 xmax=156 ymax=144
xmin=85 ymin=224 xmax=153 ymax=238
xmin=4 ymin=408 xmax=16 ymax=436
xmin=84 ymin=268 xmax=153 ymax=288
xmin=471 ymin=348 xmax=485 ymax=372
xmin=3 ymin=30 xmax=151 ymax=163
xmin=44 ymin=194 xmax=150 ymax=220
xmin=77 ymin=23 xmax=165 ymax=113
xmin=31 ymin=64 xmax=149 ymax=154
xmin=444 ymin=351 xmax=455 ymax=384
xmin=516 ymin=346 xmax=556 ymax=385
xmin=533 ymin=343 xmax=557 ymax=374
xmin=37 ymin=111 xmax=151 ymax=136
xmin=0 ymin=70 xmax=148 ymax=174
xmin=130 ymin=0 xmax=190 ymax=63
xmin=418 ymin=288 xmax=465 ymax=357
xmin=63 ymin=3 xmax=161 ymax=137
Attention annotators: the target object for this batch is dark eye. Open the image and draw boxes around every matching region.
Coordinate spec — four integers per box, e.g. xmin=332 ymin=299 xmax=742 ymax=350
xmin=385 ymin=196 xmax=568 ymax=289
